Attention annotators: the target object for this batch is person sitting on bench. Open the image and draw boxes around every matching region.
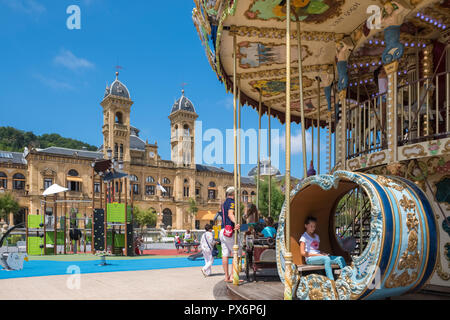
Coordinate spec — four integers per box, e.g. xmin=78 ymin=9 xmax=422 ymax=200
xmin=299 ymin=216 xmax=346 ymax=280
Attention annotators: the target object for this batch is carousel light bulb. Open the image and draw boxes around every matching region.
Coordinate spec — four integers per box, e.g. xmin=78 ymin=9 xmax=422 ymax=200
xmin=423 ymin=43 xmax=426 ymax=48
xmin=416 ymin=12 xmax=420 ymax=17
xmin=443 ymin=25 xmax=446 ymax=29
xmin=378 ymin=61 xmax=382 ymax=65
xmin=434 ymin=21 xmax=437 ymax=25
xmin=421 ymin=15 xmax=424 ymax=19
xmin=430 ymin=19 xmax=433 ymax=23
xmin=425 ymin=17 xmax=429 ymax=22
xmin=411 ymin=43 xmax=415 ymax=47
xmin=405 ymin=42 xmax=409 ymax=46
xmin=360 ymin=64 xmax=363 ymax=67
xmin=369 ymin=40 xmax=373 ymax=44
xmin=350 ymin=83 xmax=353 ymax=86
xmin=366 ymin=63 xmax=369 ymax=67
xmin=375 ymin=40 xmax=379 ymax=44
xmin=365 ymin=80 xmax=368 ymax=83
xmin=381 ymin=41 xmax=385 ymax=45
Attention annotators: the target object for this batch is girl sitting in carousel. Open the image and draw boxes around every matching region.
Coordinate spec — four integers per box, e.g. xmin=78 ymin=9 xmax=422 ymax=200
xmin=299 ymin=216 xmax=346 ymax=281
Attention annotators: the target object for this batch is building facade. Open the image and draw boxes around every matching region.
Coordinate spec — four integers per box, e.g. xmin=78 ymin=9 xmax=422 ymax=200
xmin=0 ymin=72 xmax=256 ymax=230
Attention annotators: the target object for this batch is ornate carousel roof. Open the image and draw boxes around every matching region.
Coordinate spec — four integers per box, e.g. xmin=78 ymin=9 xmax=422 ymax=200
xmin=192 ymin=0 xmax=450 ymax=128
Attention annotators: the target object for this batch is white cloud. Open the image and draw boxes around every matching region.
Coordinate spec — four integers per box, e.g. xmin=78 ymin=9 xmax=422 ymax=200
xmin=275 ymin=128 xmax=312 ymax=155
xmin=216 ymin=95 xmax=234 ymax=110
xmin=53 ymin=49 xmax=94 ymax=72
xmin=2 ymin=0 xmax=46 ymax=15
xmin=34 ymin=74 xmax=74 ymax=90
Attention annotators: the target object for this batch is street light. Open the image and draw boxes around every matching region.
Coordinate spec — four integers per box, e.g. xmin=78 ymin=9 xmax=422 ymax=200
xmin=118 ymin=160 xmax=124 ymax=171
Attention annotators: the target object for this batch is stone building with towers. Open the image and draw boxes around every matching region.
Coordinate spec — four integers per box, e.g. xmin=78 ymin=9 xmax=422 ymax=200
xmin=0 ymin=72 xmax=256 ymax=230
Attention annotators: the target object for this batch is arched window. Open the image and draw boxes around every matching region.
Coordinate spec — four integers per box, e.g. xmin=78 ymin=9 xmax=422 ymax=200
xmin=242 ymin=190 xmax=249 ymax=203
xmin=208 ymin=181 xmax=216 ymax=200
xmin=115 ymin=112 xmax=123 ymax=124
xmin=13 ymin=173 xmax=25 ymax=190
xmin=251 ymin=191 xmax=256 ymax=203
xmin=161 ymin=178 xmax=171 ymax=197
xmin=130 ymin=175 xmax=138 ymax=182
xmin=68 ymin=169 xmax=79 ymax=177
xmin=0 ymin=172 xmax=7 ymax=189
xmin=145 ymin=176 xmax=155 ymax=196
xmin=183 ymin=124 xmax=190 ymax=136
xmin=174 ymin=125 xmax=179 ymax=137
xmin=67 ymin=170 xmax=81 ymax=192
xmin=184 ymin=178 xmax=189 ymax=184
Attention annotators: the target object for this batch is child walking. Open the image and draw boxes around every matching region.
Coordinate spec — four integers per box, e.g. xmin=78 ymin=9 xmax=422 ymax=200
xmin=200 ymin=224 xmax=216 ymax=277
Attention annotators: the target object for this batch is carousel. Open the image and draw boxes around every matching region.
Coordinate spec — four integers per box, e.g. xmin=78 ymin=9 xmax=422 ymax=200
xmin=193 ymin=0 xmax=450 ymax=299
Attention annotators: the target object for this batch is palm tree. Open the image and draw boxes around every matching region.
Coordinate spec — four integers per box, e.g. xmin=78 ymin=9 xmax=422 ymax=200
xmin=0 ymin=193 xmax=20 ymax=224
xmin=188 ymin=198 xmax=198 ymax=228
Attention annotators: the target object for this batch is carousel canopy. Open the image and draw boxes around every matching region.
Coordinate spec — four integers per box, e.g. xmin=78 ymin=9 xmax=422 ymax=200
xmin=193 ymin=0 xmax=449 ymax=127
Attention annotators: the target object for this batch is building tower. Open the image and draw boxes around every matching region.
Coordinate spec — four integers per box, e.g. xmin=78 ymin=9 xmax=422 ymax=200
xmin=169 ymin=90 xmax=198 ymax=168
xmin=101 ymin=72 xmax=133 ymax=162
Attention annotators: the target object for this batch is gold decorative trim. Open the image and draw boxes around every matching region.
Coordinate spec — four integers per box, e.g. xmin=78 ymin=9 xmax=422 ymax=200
xmin=376 ymin=176 xmax=404 ymax=192
xmin=443 ymin=140 xmax=450 ymax=154
xmin=385 ymin=209 xmax=420 ymax=288
xmin=229 ymin=25 xmax=344 ymax=42
xmin=239 ymin=64 xmax=333 ymax=80
xmin=347 ymin=158 xmax=360 ymax=171
xmin=368 ymin=152 xmax=387 ymax=166
xmin=402 ymin=144 xmax=427 ymax=159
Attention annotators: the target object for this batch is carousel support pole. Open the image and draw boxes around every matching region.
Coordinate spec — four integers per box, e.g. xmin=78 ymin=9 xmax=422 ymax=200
xmin=54 ymin=194 xmax=57 ymax=255
xmin=26 ymin=207 xmax=29 ymax=254
xmin=104 ymin=182 xmax=108 ymax=252
xmin=296 ymin=12 xmax=307 ymax=178
xmin=92 ymin=167 xmax=95 ymax=211
xmin=284 ymin=1 xmax=293 ymax=300
xmin=64 ymin=192 xmax=67 ymax=254
xmin=125 ymin=177 xmax=128 ymax=255
xmin=384 ymin=61 xmax=399 ymax=163
xmin=124 ymin=178 xmax=128 ymax=256
xmin=43 ymin=196 xmax=46 ymax=255
xmin=316 ymin=77 xmax=321 ymax=175
xmin=232 ymin=34 xmax=240 ymax=286
xmin=268 ymin=104 xmax=272 ymax=218
xmin=257 ymin=89 xmax=262 ymax=211
xmin=238 ymin=79 xmax=242 ymax=272
xmin=339 ymin=90 xmax=347 ymax=169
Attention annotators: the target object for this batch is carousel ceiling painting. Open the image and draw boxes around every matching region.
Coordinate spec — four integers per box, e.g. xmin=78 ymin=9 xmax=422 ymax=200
xmin=192 ymin=0 xmax=450 ymax=127
xmin=237 ymin=41 xmax=313 ymax=68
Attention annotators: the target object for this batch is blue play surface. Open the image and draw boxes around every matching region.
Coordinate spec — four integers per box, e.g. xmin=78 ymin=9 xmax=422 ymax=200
xmin=0 ymin=257 xmax=222 ymax=279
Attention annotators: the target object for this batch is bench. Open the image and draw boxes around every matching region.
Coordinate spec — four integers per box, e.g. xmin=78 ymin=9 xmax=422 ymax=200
xmin=297 ymin=264 xmax=341 ymax=277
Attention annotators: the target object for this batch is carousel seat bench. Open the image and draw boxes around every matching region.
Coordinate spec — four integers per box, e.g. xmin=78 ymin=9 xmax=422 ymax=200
xmin=296 ymin=264 xmax=341 ymax=276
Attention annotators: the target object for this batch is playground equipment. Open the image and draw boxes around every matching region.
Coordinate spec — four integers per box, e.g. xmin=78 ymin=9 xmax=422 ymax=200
xmin=277 ymin=171 xmax=438 ymax=300
xmin=0 ymin=223 xmax=28 ymax=271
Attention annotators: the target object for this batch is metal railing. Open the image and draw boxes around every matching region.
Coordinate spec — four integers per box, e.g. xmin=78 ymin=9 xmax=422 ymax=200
xmin=397 ymin=71 xmax=450 ymax=146
xmin=345 ymin=70 xmax=450 ymax=160
xmin=346 ymin=92 xmax=388 ymax=159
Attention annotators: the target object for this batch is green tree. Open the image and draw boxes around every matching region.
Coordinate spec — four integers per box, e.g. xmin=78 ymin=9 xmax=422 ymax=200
xmin=0 ymin=193 xmax=20 ymax=223
xmin=188 ymin=198 xmax=198 ymax=226
xmin=134 ymin=206 xmax=157 ymax=234
xmin=257 ymin=176 xmax=285 ymax=220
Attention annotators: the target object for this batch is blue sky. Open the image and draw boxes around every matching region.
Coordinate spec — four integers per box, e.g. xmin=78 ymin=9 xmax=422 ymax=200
xmin=0 ymin=0 xmax=332 ymax=179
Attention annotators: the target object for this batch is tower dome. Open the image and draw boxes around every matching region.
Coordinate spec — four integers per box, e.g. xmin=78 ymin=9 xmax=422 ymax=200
xmin=171 ymin=90 xmax=196 ymax=114
xmin=248 ymin=160 xmax=281 ymax=176
xmin=104 ymin=72 xmax=130 ymax=99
